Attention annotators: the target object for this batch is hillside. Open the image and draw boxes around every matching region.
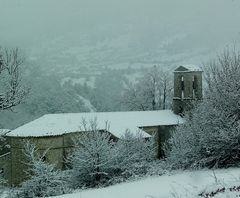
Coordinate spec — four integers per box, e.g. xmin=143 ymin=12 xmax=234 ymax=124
xmin=51 ymin=168 xmax=240 ymax=198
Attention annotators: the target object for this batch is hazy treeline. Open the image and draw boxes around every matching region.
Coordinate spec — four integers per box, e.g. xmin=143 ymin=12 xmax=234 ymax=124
xmin=0 ymin=63 xmax=155 ymax=129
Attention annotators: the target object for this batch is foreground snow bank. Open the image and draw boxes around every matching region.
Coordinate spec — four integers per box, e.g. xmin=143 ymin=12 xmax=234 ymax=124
xmin=51 ymin=168 xmax=240 ymax=198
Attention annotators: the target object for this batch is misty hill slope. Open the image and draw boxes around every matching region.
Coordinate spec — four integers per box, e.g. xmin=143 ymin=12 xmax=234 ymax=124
xmin=1 ymin=0 xmax=240 ymax=81
xmin=26 ymin=29 xmax=211 ymax=77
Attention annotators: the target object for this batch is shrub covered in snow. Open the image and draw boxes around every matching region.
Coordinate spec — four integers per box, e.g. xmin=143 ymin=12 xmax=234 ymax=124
xmin=198 ymin=173 xmax=240 ymax=198
xmin=0 ymin=129 xmax=10 ymax=155
xmin=17 ymin=141 xmax=70 ymax=198
xmin=116 ymin=130 xmax=156 ymax=178
xmin=67 ymin=119 xmax=119 ymax=188
xmin=165 ymin=49 xmax=240 ymax=169
xmin=0 ymin=172 xmax=6 ymax=197
xmin=67 ymin=119 xmax=157 ymax=188
xmin=68 ymin=131 xmax=119 ymax=188
xmin=0 ymin=130 xmax=9 ymax=197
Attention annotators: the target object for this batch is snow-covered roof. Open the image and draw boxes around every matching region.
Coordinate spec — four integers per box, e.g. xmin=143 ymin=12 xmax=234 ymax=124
xmin=175 ymin=64 xmax=203 ymax=72
xmin=0 ymin=129 xmax=10 ymax=135
xmin=7 ymin=110 xmax=184 ymax=138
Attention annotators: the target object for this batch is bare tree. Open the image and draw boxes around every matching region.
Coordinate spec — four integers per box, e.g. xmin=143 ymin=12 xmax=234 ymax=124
xmin=0 ymin=48 xmax=29 ymax=112
xmin=0 ymin=48 xmax=28 ymax=185
xmin=122 ymin=66 xmax=173 ymax=111
xmin=159 ymin=69 xmax=173 ymax=110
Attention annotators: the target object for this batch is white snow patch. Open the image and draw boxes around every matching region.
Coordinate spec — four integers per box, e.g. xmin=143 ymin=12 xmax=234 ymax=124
xmin=7 ymin=110 xmax=183 ymax=138
xmin=51 ymin=168 xmax=240 ymax=198
xmin=77 ymin=95 xmax=96 ymax=112
xmin=61 ymin=77 xmax=95 ymax=88
xmin=124 ymin=72 xmax=142 ymax=85
xmin=0 ymin=129 xmax=10 ymax=136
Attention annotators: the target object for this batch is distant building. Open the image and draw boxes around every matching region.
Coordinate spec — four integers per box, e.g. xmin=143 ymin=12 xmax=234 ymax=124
xmin=1 ymin=65 xmax=202 ymax=186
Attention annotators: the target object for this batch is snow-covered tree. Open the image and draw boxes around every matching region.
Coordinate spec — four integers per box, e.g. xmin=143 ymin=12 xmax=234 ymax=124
xmin=0 ymin=129 xmax=10 ymax=192
xmin=0 ymin=130 xmax=6 ymax=153
xmin=122 ymin=66 xmax=172 ymax=111
xmin=116 ymin=130 xmax=156 ymax=177
xmin=67 ymin=118 xmax=157 ymax=187
xmin=0 ymin=134 xmax=5 ymax=196
xmin=165 ymin=49 xmax=240 ymax=169
xmin=0 ymin=48 xmax=28 ymax=188
xmin=0 ymin=171 xmax=6 ymax=197
xmin=18 ymin=141 xmax=70 ymax=198
xmin=0 ymin=48 xmax=28 ymax=112
xmin=67 ymin=118 xmax=118 ymax=188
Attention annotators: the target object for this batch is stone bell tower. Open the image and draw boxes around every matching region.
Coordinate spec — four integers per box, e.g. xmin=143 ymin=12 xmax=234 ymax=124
xmin=173 ymin=65 xmax=203 ymax=115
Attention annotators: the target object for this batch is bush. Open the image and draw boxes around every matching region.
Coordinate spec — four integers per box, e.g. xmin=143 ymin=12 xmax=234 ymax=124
xmin=67 ymin=119 xmax=119 ymax=188
xmin=67 ymin=119 xmax=157 ymax=188
xmin=116 ymin=130 xmax=156 ymax=178
xmin=17 ymin=142 xmax=70 ymax=198
xmin=0 ymin=172 xmax=6 ymax=197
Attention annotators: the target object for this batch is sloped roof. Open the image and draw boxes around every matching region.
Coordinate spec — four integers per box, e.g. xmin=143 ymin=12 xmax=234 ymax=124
xmin=0 ymin=129 xmax=10 ymax=135
xmin=7 ymin=110 xmax=184 ymax=138
xmin=175 ymin=64 xmax=202 ymax=72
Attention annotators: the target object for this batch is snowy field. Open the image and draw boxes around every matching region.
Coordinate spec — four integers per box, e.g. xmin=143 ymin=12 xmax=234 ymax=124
xmin=51 ymin=168 xmax=240 ymax=198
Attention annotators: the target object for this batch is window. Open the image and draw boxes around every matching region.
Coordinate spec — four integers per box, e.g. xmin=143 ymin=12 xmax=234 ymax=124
xmin=181 ymin=76 xmax=184 ymax=90
xmin=192 ymin=76 xmax=197 ymax=90
xmin=179 ymin=106 xmax=184 ymax=115
xmin=41 ymin=155 xmax=47 ymax=162
xmin=180 ymin=76 xmax=184 ymax=99
xmin=192 ymin=76 xmax=197 ymax=99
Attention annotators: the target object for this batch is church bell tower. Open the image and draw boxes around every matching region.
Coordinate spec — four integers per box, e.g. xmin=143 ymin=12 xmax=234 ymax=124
xmin=173 ymin=65 xmax=203 ymax=115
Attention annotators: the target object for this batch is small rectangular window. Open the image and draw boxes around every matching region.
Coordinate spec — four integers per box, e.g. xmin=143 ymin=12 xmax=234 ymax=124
xmin=181 ymin=80 xmax=184 ymax=91
xmin=192 ymin=76 xmax=197 ymax=90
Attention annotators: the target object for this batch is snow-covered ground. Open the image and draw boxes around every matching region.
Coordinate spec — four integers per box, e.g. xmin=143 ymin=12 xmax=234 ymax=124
xmin=51 ymin=168 xmax=240 ymax=198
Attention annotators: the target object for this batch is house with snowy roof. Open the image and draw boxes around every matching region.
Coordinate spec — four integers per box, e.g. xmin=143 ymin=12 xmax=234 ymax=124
xmin=1 ymin=65 xmax=203 ymax=186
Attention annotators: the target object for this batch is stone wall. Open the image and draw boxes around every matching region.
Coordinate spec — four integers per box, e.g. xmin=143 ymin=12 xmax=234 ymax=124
xmin=63 ymin=131 xmax=83 ymax=169
xmin=6 ymin=130 xmax=117 ymax=186
xmin=142 ymin=125 xmax=176 ymax=158
xmin=7 ymin=135 xmax=65 ymax=186
xmin=0 ymin=152 xmax=10 ymax=185
xmin=173 ymin=70 xmax=203 ymax=115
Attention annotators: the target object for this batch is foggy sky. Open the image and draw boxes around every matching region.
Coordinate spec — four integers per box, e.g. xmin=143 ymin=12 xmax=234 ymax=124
xmin=0 ymin=0 xmax=240 ymax=61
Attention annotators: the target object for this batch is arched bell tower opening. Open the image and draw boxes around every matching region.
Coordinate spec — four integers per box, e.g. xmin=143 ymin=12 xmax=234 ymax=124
xmin=173 ymin=65 xmax=203 ymax=115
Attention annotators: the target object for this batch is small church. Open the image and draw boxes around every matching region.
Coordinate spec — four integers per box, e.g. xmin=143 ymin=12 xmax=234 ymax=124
xmin=0 ymin=65 xmax=203 ymax=186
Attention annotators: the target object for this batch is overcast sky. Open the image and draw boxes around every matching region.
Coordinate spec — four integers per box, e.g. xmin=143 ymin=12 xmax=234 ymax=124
xmin=0 ymin=0 xmax=240 ymax=61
